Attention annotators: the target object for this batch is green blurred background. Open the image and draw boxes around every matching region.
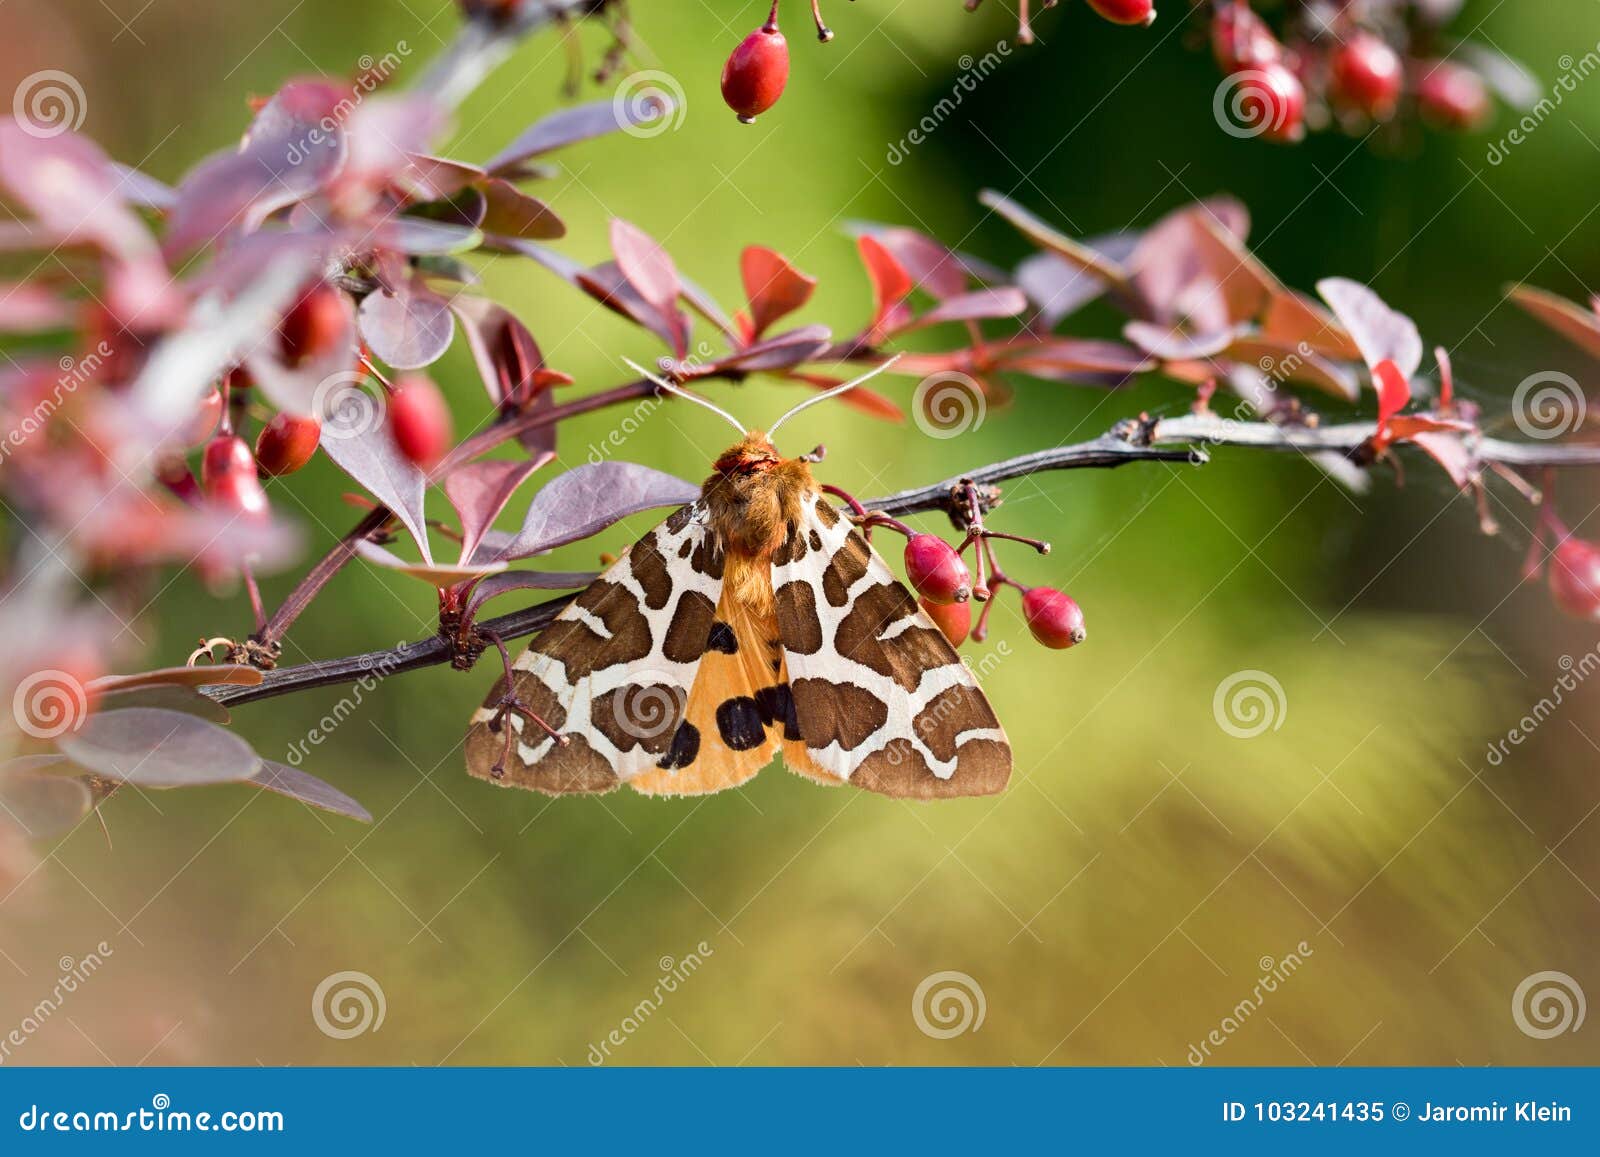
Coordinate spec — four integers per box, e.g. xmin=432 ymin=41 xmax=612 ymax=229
xmin=3 ymin=0 xmax=1598 ymax=1066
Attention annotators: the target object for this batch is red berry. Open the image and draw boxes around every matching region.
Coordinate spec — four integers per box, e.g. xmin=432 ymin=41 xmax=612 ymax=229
xmin=1330 ymin=31 xmax=1403 ymax=120
xmin=278 ymin=282 xmax=350 ymax=365
xmin=255 ymin=412 xmax=322 ymax=476
xmin=921 ymin=597 xmax=971 ymax=648
xmin=1211 ymin=2 xmax=1278 ymax=72
xmin=1415 ymin=61 xmax=1490 ymax=130
xmin=1550 ymin=538 xmax=1600 ymax=621
xmin=389 ymin=376 xmax=453 ymax=469
xmin=181 ymin=387 xmax=224 ymax=447
xmin=904 ymin=534 xmax=972 ymax=605
xmin=1022 ymin=587 xmax=1086 ymax=650
xmin=201 ymin=435 xmax=268 ymax=520
xmin=721 ymin=21 xmax=789 ymax=124
xmin=1234 ymin=60 xmax=1306 ymax=143
xmin=1087 ymin=0 xmax=1157 ymax=27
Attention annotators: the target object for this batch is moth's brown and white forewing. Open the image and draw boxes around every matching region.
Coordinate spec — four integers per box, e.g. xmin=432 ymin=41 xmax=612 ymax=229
xmin=465 ymin=501 xmax=724 ymax=793
xmin=772 ymin=492 xmax=1011 ymax=798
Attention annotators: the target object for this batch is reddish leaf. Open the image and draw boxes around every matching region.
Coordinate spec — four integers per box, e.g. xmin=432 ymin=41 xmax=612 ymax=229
xmin=489 ymin=463 xmax=700 ymax=563
xmin=858 ymin=235 xmax=913 ymax=335
xmin=89 ymin=665 xmax=264 ymax=692
xmin=1406 ymin=431 xmax=1474 ymax=489
xmin=855 ymin=227 xmax=970 ymax=300
xmin=0 ymin=282 xmax=75 ymax=332
xmin=1222 ymin=336 xmax=1360 ymax=401
xmin=575 ymin=261 xmax=687 ymax=353
xmin=906 ymin=287 xmax=1029 ymax=331
xmin=56 ymin=707 xmax=261 ymax=787
xmin=1259 ymin=290 xmax=1362 ymax=362
xmin=252 ymin=761 xmax=371 ymax=822
xmin=611 ymin=219 xmax=685 ymax=355
xmin=711 ymin=325 xmax=831 ymax=374
xmin=741 ymin=246 xmax=817 ymax=338
xmin=978 ymin=189 xmax=1130 ymax=286
xmin=0 ymin=124 xmax=157 ymax=263
xmin=444 ymin=458 xmax=546 ymax=560
xmin=1506 ymin=284 xmax=1600 ymax=362
xmin=1374 ymin=359 xmax=1412 ymax=428
xmin=359 ymin=278 xmax=455 ymax=369
xmin=395 ymin=153 xmax=486 ymax=202
xmin=479 ymin=178 xmax=565 ymax=241
xmin=353 ymin=540 xmax=507 ymax=586
xmin=1317 ymin=278 xmax=1423 ymax=379
xmin=465 ymin=569 xmax=602 ymax=617
xmin=1124 ymin=322 xmax=1237 ymax=361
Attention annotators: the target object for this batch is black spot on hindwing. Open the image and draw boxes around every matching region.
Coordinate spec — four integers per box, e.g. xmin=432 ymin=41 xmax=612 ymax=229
xmin=706 ymin=621 xmax=739 ymax=654
xmin=755 ymin=684 xmax=802 ymax=741
xmin=716 ymin=697 xmax=766 ymax=751
xmin=657 ymin=721 xmax=701 ymax=770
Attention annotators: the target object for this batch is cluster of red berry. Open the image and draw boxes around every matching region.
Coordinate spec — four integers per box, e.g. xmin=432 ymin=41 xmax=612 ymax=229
xmin=171 ymin=282 xmax=454 ymax=526
xmin=904 ymin=532 xmax=1085 ymax=650
xmin=1210 ymin=0 xmax=1493 ymax=144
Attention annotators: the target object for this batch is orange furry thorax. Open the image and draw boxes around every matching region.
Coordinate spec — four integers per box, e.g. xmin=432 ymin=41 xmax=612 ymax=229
xmin=702 ymin=432 xmax=817 ymax=614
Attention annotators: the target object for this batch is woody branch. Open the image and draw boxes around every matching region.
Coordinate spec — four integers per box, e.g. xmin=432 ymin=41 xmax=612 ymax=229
xmin=209 ymin=409 xmax=1598 ymax=708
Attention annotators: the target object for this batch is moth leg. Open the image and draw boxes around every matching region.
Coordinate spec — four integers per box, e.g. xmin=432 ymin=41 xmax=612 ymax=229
xmin=482 ymin=630 xmax=567 ymax=778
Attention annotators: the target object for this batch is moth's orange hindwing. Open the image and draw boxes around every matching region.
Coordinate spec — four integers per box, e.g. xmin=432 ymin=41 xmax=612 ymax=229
xmin=629 ymin=582 xmax=800 ymax=796
xmin=464 ymin=501 xmax=725 ymax=795
xmin=771 ymin=493 xmax=1012 ymax=798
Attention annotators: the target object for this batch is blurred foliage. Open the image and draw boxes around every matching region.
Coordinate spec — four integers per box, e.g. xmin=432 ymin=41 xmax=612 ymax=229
xmin=1 ymin=0 xmax=1596 ymax=1066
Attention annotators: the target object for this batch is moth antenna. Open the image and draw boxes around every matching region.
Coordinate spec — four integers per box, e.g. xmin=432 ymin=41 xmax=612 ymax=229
xmin=621 ymin=358 xmax=749 ymax=436
xmin=766 ymin=355 xmax=902 ymax=441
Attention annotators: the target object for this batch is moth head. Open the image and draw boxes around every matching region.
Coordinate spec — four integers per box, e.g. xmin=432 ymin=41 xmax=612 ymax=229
xmin=618 ymin=355 xmax=900 ymax=467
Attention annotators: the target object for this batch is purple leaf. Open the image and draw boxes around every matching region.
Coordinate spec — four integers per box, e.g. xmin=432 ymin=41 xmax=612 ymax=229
xmin=906 ymin=287 xmax=1029 ymax=330
xmin=0 ymin=282 xmax=75 ymax=332
xmin=1316 ymin=278 xmax=1423 ymax=379
xmin=1506 ymin=284 xmax=1600 ymax=361
xmin=479 ymin=178 xmax=565 ymax=240
xmin=56 ymin=708 xmax=261 ymax=787
xmin=1123 ymin=321 xmax=1238 ymax=361
xmin=485 ymin=96 xmax=678 ymax=174
xmin=450 ymin=296 xmax=560 ymax=458
xmin=611 ymin=219 xmax=687 ymax=354
xmin=353 ymin=540 xmax=507 ymax=587
xmin=576 ymin=261 xmax=687 ymax=353
xmin=252 ymin=761 xmax=371 ymax=822
xmin=445 ymin=458 xmax=547 ymax=561
xmin=465 ymin=569 xmax=600 ymax=617
xmin=396 ymin=153 xmax=486 ymax=202
xmin=710 ymin=325 xmax=832 ymax=374
xmin=979 ymin=189 xmax=1130 ymax=285
xmin=488 ymin=463 xmax=699 ymax=562
xmin=0 ymin=757 xmax=93 ymax=838
xmin=381 ymin=216 xmax=483 ymax=256
xmin=111 ymin=162 xmax=177 ymax=210
xmin=359 ymin=279 xmax=455 ymax=369
xmin=850 ymin=226 xmax=968 ymax=300
xmin=95 ymin=684 xmax=233 ymax=725
xmin=0 ymin=124 xmax=157 ymax=262
xmin=88 ymin=665 xmax=264 ymax=693
xmin=164 ymin=80 xmax=349 ymax=255
xmin=319 ymin=409 xmax=433 ymax=563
